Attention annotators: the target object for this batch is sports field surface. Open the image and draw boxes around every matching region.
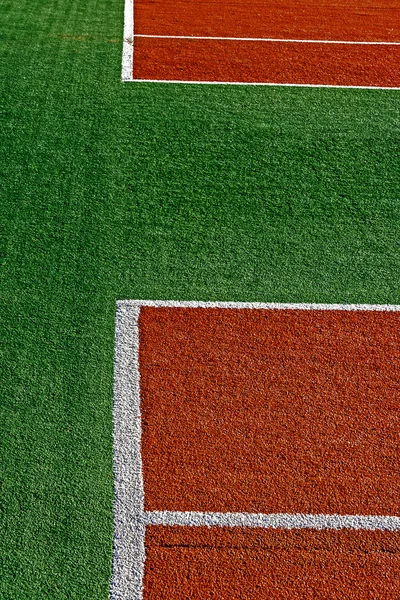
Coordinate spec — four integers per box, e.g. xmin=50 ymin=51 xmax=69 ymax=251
xmin=113 ymin=300 xmax=400 ymax=599
xmin=124 ymin=0 xmax=400 ymax=87
xmin=1 ymin=0 xmax=399 ymax=598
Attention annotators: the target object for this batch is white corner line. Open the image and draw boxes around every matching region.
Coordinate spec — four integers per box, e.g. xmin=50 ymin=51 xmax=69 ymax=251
xmin=122 ymin=78 xmax=400 ymax=90
xmin=122 ymin=0 xmax=134 ymax=81
xmin=111 ymin=298 xmax=400 ymax=597
xmin=117 ymin=299 xmax=400 ymax=311
xmin=135 ymin=34 xmax=400 ymax=46
xmin=144 ymin=511 xmax=400 ymax=531
xmin=111 ymin=303 xmax=145 ymax=600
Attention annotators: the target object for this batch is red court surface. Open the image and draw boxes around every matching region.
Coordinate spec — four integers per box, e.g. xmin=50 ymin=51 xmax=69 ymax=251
xmin=136 ymin=304 xmax=400 ymax=598
xmin=112 ymin=302 xmax=400 ymax=600
xmin=127 ymin=0 xmax=400 ymax=86
xmin=135 ymin=0 xmax=400 ymax=40
xmin=145 ymin=527 xmax=400 ymax=599
xmin=139 ymin=307 xmax=400 ymax=516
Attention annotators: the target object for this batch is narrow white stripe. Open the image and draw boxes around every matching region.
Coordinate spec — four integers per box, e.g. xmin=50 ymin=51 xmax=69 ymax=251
xmin=111 ymin=304 xmax=145 ymax=600
xmin=145 ymin=511 xmax=400 ymax=531
xmin=123 ymin=78 xmax=400 ymax=90
xmin=135 ymin=34 xmax=400 ymax=46
xmin=122 ymin=0 xmax=134 ymax=81
xmin=117 ymin=300 xmax=400 ymax=311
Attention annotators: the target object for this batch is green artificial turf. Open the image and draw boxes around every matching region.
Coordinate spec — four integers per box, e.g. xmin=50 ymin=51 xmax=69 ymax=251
xmin=1 ymin=0 xmax=400 ymax=597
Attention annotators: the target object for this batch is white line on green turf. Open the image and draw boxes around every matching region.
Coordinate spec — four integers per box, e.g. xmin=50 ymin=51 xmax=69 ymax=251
xmin=123 ymin=79 xmax=400 ymax=90
xmin=117 ymin=300 xmax=400 ymax=311
xmin=111 ymin=304 xmax=145 ymax=600
xmin=122 ymin=0 xmax=134 ymax=81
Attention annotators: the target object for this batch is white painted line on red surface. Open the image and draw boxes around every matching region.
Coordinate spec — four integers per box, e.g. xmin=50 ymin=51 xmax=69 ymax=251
xmin=135 ymin=34 xmax=400 ymax=45
xmin=144 ymin=511 xmax=400 ymax=531
xmin=111 ymin=299 xmax=400 ymax=599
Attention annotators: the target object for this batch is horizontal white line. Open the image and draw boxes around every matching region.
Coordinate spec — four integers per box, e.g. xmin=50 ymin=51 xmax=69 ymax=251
xmin=117 ymin=300 xmax=400 ymax=311
xmin=124 ymin=79 xmax=400 ymax=90
xmin=135 ymin=34 xmax=400 ymax=45
xmin=144 ymin=511 xmax=400 ymax=531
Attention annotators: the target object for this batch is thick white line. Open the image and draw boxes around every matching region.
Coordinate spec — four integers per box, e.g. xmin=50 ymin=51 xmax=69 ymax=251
xmin=123 ymin=78 xmax=400 ymax=90
xmin=122 ymin=0 xmax=134 ymax=81
xmin=117 ymin=299 xmax=400 ymax=311
xmin=111 ymin=304 xmax=145 ymax=600
xmin=112 ymin=299 xmax=400 ymax=596
xmin=145 ymin=511 xmax=400 ymax=531
xmin=135 ymin=34 xmax=400 ymax=46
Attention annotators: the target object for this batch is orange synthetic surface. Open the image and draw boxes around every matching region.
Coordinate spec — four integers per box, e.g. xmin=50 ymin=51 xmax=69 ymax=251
xmin=133 ymin=38 xmax=400 ymax=87
xmin=144 ymin=526 xmax=400 ymax=599
xmin=132 ymin=0 xmax=400 ymax=84
xmin=139 ymin=307 xmax=400 ymax=514
xmin=135 ymin=0 xmax=400 ymax=41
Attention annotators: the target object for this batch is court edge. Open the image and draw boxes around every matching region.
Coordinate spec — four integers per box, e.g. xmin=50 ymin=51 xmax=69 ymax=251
xmin=122 ymin=0 xmax=400 ymax=88
xmin=112 ymin=300 xmax=400 ymax=600
xmin=122 ymin=0 xmax=133 ymax=81
xmin=122 ymin=79 xmax=400 ymax=90
xmin=117 ymin=299 xmax=400 ymax=310
xmin=111 ymin=303 xmax=144 ymax=600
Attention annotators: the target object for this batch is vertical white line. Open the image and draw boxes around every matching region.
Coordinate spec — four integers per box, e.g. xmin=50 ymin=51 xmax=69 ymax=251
xmin=122 ymin=0 xmax=134 ymax=81
xmin=111 ymin=303 xmax=145 ymax=600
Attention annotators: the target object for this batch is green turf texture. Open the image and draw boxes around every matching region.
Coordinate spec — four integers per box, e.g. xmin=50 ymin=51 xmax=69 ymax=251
xmin=1 ymin=0 xmax=399 ymax=597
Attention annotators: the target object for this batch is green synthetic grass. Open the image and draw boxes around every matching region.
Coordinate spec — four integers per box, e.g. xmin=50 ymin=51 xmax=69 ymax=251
xmin=1 ymin=0 xmax=399 ymax=597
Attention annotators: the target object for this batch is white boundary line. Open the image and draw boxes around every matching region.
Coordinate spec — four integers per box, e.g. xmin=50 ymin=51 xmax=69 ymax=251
xmin=135 ymin=34 xmax=400 ymax=45
xmin=111 ymin=304 xmax=145 ymax=600
xmin=145 ymin=511 xmax=400 ymax=531
xmin=112 ymin=299 xmax=400 ymax=600
xmin=117 ymin=299 xmax=400 ymax=311
xmin=122 ymin=0 xmax=134 ymax=81
xmin=124 ymin=79 xmax=400 ymax=90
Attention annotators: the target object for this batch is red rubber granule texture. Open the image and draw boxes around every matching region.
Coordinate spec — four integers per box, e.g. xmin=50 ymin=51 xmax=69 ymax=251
xmin=139 ymin=307 xmax=400 ymax=515
xmin=144 ymin=526 xmax=400 ymax=599
xmin=135 ymin=0 xmax=400 ymax=41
